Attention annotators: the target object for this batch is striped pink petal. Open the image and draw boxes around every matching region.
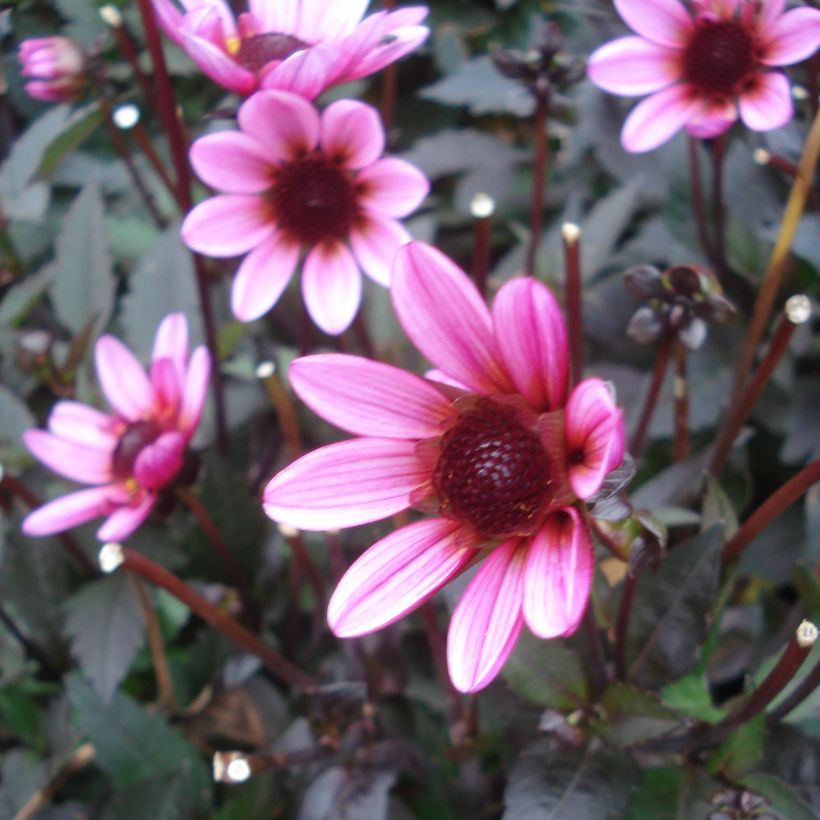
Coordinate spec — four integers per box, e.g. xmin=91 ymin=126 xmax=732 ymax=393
xmin=95 ymin=335 xmax=154 ymax=422
xmin=392 ymin=242 xmax=512 ymax=395
xmin=97 ymin=494 xmax=156 ymax=542
xmin=182 ymin=32 xmax=256 ymax=95
xmin=759 ymin=8 xmax=820 ymax=66
xmin=22 ymin=486 xmax=119 ymax=537
xmin=238 ymin=90 xmax=319 ymax=163
xmin=259 ymin=45 xmax=334 ymax=100
xmin=248 ymin=0 xmax=297 ymax=33
xmin=47 ymin=402 xmax=117 ymax=450
xmin=177 ymin=347 xmax=211 ymax=437
xmin=302 ymin=241 xmax=362 ymax=335
xmin=190 ymin=131 xmax=273 ymax=193
xmin=181 ymin=195 xmax=273 ymax=257
xmin=133 ymin=432 xmax=185 ymax=489
xmin=447 ymin=538 xmax=526 ymax=693
xmin=492 ymin=277 xmax=569 ymax=413
xmin=150 ymin=358 xmax=182 ymax=419
xmin=350 ymin=215 xmax=411 ymax=287
xmin=357 ymin=158 xmax=429 ymax=218
xmin=263 ymin=438 xmax=427 ymax=531
xmin=290 ymin=353 xmax=453 ymax=439
xmin=24 ymin=430 xmax=113 ymax=484
xmin=328 ymin=519 xmax=475 ymax=637
xmin=295 ymin=0 xmax=367 ymax=41
xmin=152 ymin=313 xmax=189 ymax=387
xmin=523 ymin=509 xmax=593 ymax=639
xmin=587 ymin=36 xmax=682 ymax=96
xmin=320 ymin=100 xmax=384 ymax=170
xmin=613 ymin=0 xmax=694 ymax=48
xmin=621 ymin=83 xmax=701 ymax=153
xmin=738 ymin=72 xmax=793 ymax=131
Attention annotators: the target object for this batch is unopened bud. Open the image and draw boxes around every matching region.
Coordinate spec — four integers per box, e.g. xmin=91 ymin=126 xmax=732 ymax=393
xmin=561 ymin=222 xmax=581 ymax=244
xmin=470 ymin=192 xmax=495 ymax=220
xmin=796 ymin=620 xmax=818 ymax=648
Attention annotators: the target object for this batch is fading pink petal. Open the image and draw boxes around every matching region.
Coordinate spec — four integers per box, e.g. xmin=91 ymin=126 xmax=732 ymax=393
xmin=613 ymin=0 xmax=694 ymax=47
xmin=22 ymin=486 xmax=118 ymax=537
xmin=302 ymin=242 xmax=362 ymax=335
xmin=523 ymin=509 xmax=593 ymax=639
xmin=357 ymin=158 xmax=429 ymax=218
xmin=231 ymin=230 xmax=299 ymax=322
xmin=447 ymin=538 xmax=526 ymax=693
xmin=181 ymin=195 xmax=273 ymax=257
xmin=133 ymin=432 xmax=185 ymax=489
xmin=350 ymin=215 xmax=410 ymax=286
xmin=328 ymin=519 xmax=475 ymax=637
xmin=97 ymin=494 xmax=156 ymax=542
xmin=492 ymin=277 xmax=569 ymax=413
xmin=392 ymin=242 xmax=512 ymax=395
xmin=320 ymin=100 xmax=384 ymax=170
xmin=178 ymin=347 xmax=211 ymax=437
xmin=238 ymin=90 xmax=319 ymax=162
xmin=759 ymin=8 xmax=820 ymax=66
xmin=48 ymin=402 xmax=116 ymax=450
xmin=152 ymin=313 xmax=189 ymax=388
xmin=565 ymin=378 xmax=625 ymax=499
xmin=24 ymin=430 xmax=113 ymax=484
xmin=95 ymin=336 xmax=153 ymax=421
xmin=587 ymin=36 xmax=682 ymax=96
xmin=263 ymin=438 xmax=427 ymax=530
xmin=190 ymin=131 xmax=273 ymax=193
xmin=182 ymin=32 xmax=257 ymax=95
xmin=738 ymin=72 xmax=793 ymax=131
xmin=291 ymin=353 xmax=453 ymax=439
xmin=621 ymin=83 xmax=701 ymax=153
xmin=259 ymin=45 xmax=333 ymax=100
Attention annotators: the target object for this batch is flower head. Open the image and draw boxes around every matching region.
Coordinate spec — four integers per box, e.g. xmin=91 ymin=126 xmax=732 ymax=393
xmin=18 ymin=36 xmax=86 ymax=103
xmin=182 ymin=90 xmax=429 ymax=335
xmin=263 ymin=242 xmax=626 ymax=692
xmin=152 ymin=0 xmax=428 ymax=98
xmin=587 ymin=0 xmax=820 ymax=152
xmin=22 ymin=314 xmax=210 ymax=542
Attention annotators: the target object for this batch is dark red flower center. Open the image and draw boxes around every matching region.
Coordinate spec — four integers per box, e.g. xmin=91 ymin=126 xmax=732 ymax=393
xmin=234 ymin=32 xmax=308 ymax=73
xmin=682 ymin=21 xmax=757 ymax=98
xmin=272 ymin=155 xmax=359 ymax=246
xmin=432 ymin=399 xmax=553 ymax=538
xmin=112 ymin=420 xmax=162 ymax=481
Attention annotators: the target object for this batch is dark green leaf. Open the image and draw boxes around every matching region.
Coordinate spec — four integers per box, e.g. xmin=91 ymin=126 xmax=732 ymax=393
xmin=707 ymin=714 xmax=766 ymax=778
xmin=0 ymin=264 xmax=56 ymax=327
xmin=623 ymin=767 xmax=718 ymax=820
xmin=37 ymin=102 xmax=105 ymax=178
xmin=739 ymin=773 xmax=818 ymax=820
xmin=0 ymin=385 xmax=36 ymax=456
xmin=626 ymin=526 xmax=723 ymax=688
xmin=662 ymin=673 xmax=725 ymax=723
xmin=102 ymin=771 xmax=187 ymax=820
xmin=702 ymin=475 xmax=738 ymax=539
xmin=593 ymin=683 xmax=683 ymax=748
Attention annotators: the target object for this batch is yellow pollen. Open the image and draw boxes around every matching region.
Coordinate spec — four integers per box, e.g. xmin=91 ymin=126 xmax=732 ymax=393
xmin=226 ymin=35 xmax=241 ymax=55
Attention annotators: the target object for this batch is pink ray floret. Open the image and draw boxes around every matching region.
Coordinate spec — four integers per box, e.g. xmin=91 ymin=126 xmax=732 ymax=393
xmin=18 ymin=36 xmax=86 ymax=103
xmin=263 ymin=241 xmax=626 ymax=693
xmin=151 ymin=0 xmax=428 ymax=97
xmin=22 ymin=314 xmax=210 ymax=542
xmin=182 ymin=90 xmax=429 ymax=335
xmin=588 ymin=0 xmax=820 ymax=152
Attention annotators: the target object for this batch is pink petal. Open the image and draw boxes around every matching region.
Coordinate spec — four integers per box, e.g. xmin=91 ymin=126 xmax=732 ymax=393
xmin=151 ymin=0 xmax=186 ymax=46
xmin=328 ymin=519 xmax=475 ymax=637
xmin=446 ymin=538 xmax=526 ymax=694
xmin=750 ymin=0 xmax=786 ymax=29
xmin=738 ymin=72 xmax=793 ymax=131
xmin=238 ymin=90 xmax=319 ymax=163
xmin=230 ymin=230 xmax=299 ymax=322
xmin=263 ymin=438 xmax=427 ymax=530
xmin=189 ymin=131 xmax=273 ymax=193
xmin=523 ymin=509 xmax=593 ymax=639
xmin=613 ymin=0 xmax=694 ymax=48
xmin=249 ymin=0 xmax=297 ymax=33
xmin=320 ymin=100 xmax=384 ymax=170
xmin=302 ymin=242 xmax=362 ymax=335
xmin=259 ymin=45 xmax=334 ymax=100
xmin=183 ymin=0 xmax=236 ymax=37
xmin=338 ymin=23 xmax=429 ymax=82
xmin=621 ymin=83 xmax=701 ymax=153
xmin=22 ymin=486 xmax=119 ymax=537
xmin=24 ymin=430 xmax=113 ymax=484
xmin=182 ymin=32 xmax=257 ymax=95
xmin=150 ymin=358 xmax=182 ymax=418
xmin=692 ymin=0 xmax=739 ymax=17
xmin=290 ymin=353 xmax=453 ymax=439
xmin=295 ymin=0 xmax=367 ymax=41
xmin=97 ymin=494 xmax=156 ymax=542
xmin=181 ymin=195 xmax=273 ymax=257
xmin=133 ymin=432 xmax=185 ymax=489
xmin=152 ymin=313 xmax=189 ymax=388
xmin=684 ymin=99 xmax=737 ymax=138
xmin=492 ymin=277 xmax=569 ymax=413
xmin=177 ymin=346 xmax=211 ymax=437
xmin=564 ymin=378 xmax=625 ymax=500
xmin=392 ymin=242 xmax=512 ymax=395
xmin=95 ymin=335 xmax=153 ymax=422
xmin=587 ymin=36 xmax=681 ymax=96
xmin=350 ymin=215 xmax=410 ymax=286
xmin=759 ymin=8 xmax=820 ymax=66
xmin=48 ymin=402 xmax=116 ymax=450
xmin=357 ymin=158 xmax=430 ymax=217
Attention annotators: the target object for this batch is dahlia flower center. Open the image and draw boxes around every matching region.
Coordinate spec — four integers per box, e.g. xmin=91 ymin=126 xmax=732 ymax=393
xmin=232 ymin=32 xmax=308 ymax=73
xmin=112 ymin=420 xmax=162 ymax=481
xmin=432 ymin=399 xmax=553 ymax=538
xmin=682 ymin=21 xmax=756 ymax=97
xmin=272 ymin=155 xmax=358 ymax=246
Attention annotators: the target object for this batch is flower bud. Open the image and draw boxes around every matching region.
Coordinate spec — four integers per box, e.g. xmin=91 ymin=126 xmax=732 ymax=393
xmin=18 ymin=37 xmax=87 ymax=103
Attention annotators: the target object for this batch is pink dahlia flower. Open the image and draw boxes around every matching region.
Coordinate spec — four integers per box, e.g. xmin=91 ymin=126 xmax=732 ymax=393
xmin=18 ymin=36 xmax=86 ymax=103
xmin=22 ymin=314 xmax=210 ymax=542
xmin=263 ymin=241 xmax=626 ymax=693
xmin=151 ymin=0 xmax=428 ymax=98
xmin=182 ymin=90 xmax=429 ymax=335
xmin=587 ymin=0 xmax=820 ymax=152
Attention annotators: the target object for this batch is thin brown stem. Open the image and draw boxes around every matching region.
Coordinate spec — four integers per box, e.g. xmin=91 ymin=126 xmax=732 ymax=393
xmin=114 ymin=546 xmax=315 ymax=689
xmin=101 ymin=8 xmax=155 ymax=104
xmin=471 ymin=213 xmax=491 ymax=298
xmin=630 ymin=327 xmax=676 ymax=458
xmin=711 ymin=134 xmax=727 ymax=271
xmin=673 ymin=340 xmax=690 ymax=461
xmin=258 ymin=365 xmax=303 ymax=459
xmin=721 ymin=459 xmax=820 ymax=565
xmin=614 ymin=573 xmax=638 ymax=681
xmin=526 ymin=94 xmax=550 ymax=276
xmin=562 ymin=223 xmax=583 ymax=387
xmin=130 ymin=121 xmax=181 ymax=207
xmin=768 ymin=655 xmax=820 ymax=723
xmin=128 ymin=573 xmax=177 ymax=710
xmin=688 ymin=136 xmax=717 ymax=267
xmin=731 ymin=108 xmax=820 ymax=401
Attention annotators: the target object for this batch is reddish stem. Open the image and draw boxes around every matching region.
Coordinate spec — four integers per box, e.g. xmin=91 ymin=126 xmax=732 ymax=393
xmin=769 ymin=655 xmax=820 ymax=722
xmin=526 ymin=94 xmax=549 ymax=276
xmin=630 ymin=327 xmax=676 ymax=458
xmin=472 ymin=214 xmax=491 ymax=298
xmin=688 ymin=136 xmax=718 ymax=267
xmin=673 ymin=340 xmax=690 ymax=461
xmin=562 ymin=223 xmax=583 ymax=387
xmin=614 ymin=573 xmax=638 ymax=681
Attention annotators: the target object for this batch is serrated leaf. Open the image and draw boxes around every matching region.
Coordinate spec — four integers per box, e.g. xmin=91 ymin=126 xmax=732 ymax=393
xmin=502 ymin=631 xmax=588 ymax=710
xmin=626 ymin=526 xmax=723 ymax=688
xmin=63 ymin=573 xmax=145 ymax=703
xmin=503 ymin=739 xmax=638 ymax=820
xmin=51 ymin=181 xmax=114 ymax=335
xmin=739 ymin=773 xmax=818 ymax=820
xmin=662 ymin=673 xmax=725 ymax=723
xmin=593 ymin=683 xmax=683 ymax=748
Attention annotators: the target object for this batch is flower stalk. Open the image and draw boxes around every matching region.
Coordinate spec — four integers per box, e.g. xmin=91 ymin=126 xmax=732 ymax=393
xmin=769 ymin=655 xmax=820 ymax=723
xmin=256 ymin=362 xmax=303 ymax=460
xmin=688 ymin=136 xmax=717 ymax=267
xmin=526 ymin=92 xmax=550 ymax=276
xmin=673 ymin=340 xmax=690 ymax=461
xmin=471 ymin=193 xmax=495 ymax=298
xmin=630 ymin=326 xmax=676 ymax=458
xmin=562 ymin=222 xmax=584 ymax=387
